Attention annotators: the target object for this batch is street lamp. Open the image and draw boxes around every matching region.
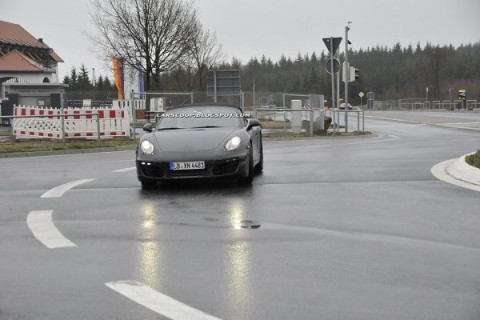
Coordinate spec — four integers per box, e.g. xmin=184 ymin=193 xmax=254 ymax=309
xmin=344 ymin=21 xmax=352 ymax=132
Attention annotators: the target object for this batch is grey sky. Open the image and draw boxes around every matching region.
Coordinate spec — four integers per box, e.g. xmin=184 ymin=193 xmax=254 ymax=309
xmin=1 ymin=0 xmax=479 ymax=80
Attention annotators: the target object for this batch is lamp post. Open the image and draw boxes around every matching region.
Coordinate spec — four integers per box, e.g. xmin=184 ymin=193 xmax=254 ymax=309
xmin=344 ymin=21 xmax=351 ymax=132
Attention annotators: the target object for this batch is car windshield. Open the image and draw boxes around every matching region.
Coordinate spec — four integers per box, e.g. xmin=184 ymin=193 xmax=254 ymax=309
xmin=156 ymin=106 xmax=245 ymax=130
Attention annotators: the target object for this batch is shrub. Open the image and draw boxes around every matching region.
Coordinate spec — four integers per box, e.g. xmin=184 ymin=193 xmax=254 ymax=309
xmin=465 ymin=150 xmax=480 ymax=169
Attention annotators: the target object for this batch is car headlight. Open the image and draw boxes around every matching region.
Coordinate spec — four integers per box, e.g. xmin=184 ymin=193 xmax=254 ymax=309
xmin=140 ymin=140 xmax=154 ymax=154
xmin=225 ymin=136 xmax=241 ymax=151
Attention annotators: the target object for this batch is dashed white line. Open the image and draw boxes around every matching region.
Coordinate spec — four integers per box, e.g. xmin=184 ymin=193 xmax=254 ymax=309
xmin=26 ymin=210 xmax=77 ymax=249
xmin=113 ymin=167 xmax=136 ymax=173
xmin=41 ymin=179 xmax=96 ymax=198
xmin=105 ymin=280 xmax=223 ymax=320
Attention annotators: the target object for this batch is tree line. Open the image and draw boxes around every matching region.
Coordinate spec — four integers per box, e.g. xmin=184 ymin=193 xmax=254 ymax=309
xmin=79 ymin=0 xmax=479 ymax=105
xmin=161 ymin=42 xmax=480 ymax=105
xmin=63 ymin=65 xmax=116 ymax=92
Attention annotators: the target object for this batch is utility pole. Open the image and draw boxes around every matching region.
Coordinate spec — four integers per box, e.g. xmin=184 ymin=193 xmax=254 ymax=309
xmin=330 ymin=39 xmax=336 ymax=112
xmin=253 ymin=78 xmax=256 ymax=108
xmin=344 ymin=21 xmax=351 ymax=132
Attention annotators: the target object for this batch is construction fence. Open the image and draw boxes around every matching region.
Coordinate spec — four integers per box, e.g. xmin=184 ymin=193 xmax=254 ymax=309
xmin=10 ymin=105 xmax=131 ymax=140
xmin=60 ymin=90 xmax=325 ymax=111
xmin=0 ymin=90 xmax=327 ymax=140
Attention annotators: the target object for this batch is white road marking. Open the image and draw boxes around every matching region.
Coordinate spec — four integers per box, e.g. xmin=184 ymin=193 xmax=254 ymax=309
xmin=41 ymin=179 xmax=96 ymax=198
xmin=113 ymin=167 xmax=136 ymax=173
xmin=105 ymin=280 xmax=223 ymax=320
xmin=26 ymin=210 xmax=77 ymax=249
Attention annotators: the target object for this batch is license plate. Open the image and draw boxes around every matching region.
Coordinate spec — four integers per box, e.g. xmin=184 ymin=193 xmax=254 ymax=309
xmin=169 ymin=161 xmax=205 ymax=171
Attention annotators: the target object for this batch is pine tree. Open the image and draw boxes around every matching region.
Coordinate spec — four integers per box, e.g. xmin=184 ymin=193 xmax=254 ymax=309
xmin=104 ymin=77 xmax=115 ymax=91
xmin=69 ymin=67 xmax=78 ymax=89
xmin=96 ymin=75 xmax=104 ymax=91
xmin=77 ymin=65 xmax=92 ymax=91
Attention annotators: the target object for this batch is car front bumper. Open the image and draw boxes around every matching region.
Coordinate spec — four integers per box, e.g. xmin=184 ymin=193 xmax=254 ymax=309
xmin=136 ymin=155 xmax=248 ymax=181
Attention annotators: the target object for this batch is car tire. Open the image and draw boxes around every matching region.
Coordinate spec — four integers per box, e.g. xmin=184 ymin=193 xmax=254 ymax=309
xmin=140 ymin=178 xmax=157 ymax=189
xmin=255 ymin=139 xmax=263 ymax=173
xmin=238 ymin=147 xmax=254 ymax=185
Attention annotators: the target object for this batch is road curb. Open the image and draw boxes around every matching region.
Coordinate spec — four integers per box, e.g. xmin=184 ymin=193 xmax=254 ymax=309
xmin=446 ymin=154 xmax=480 ymax=186
xmin=431 ymin=154 xmax=480 ymax=192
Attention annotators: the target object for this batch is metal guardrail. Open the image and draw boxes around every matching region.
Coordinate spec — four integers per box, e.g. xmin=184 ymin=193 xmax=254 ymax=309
xmin=331 ymin=107 xmax=365 ymax=134
xmin=373 ymin=99 xmax=479 ymax=111
xmin=254 ymin=108 xmax=315 ymax=135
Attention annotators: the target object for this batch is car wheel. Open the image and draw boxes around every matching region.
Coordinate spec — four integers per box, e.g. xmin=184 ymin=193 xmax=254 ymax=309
xmin=140 ymin=178 xmax=157 ymax=189
xmin=238 ymin=147 xmax=254 ymax=185
xmin=255 ymin=139 xmax=263 ymax=172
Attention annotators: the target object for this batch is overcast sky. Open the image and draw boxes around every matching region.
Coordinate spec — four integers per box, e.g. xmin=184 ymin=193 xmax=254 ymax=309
xmin=1 ymin=0 xmax=479 ymax=80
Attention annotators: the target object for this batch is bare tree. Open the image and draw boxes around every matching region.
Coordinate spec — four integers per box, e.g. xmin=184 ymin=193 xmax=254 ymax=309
xmin=89 ymin=0 xmax=200 ymax=91
xmin=167 ymin=27 xmax=225 ymax=91
xmin=188 ymin=29 xmax=225 ymax=90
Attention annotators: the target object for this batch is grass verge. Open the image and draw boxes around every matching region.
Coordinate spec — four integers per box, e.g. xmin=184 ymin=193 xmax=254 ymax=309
xmin=465 ymin=150 xmax=480 ymax=169
xmin=260 ymin=121 xmax=292 ymax=129
xmin=0 ymin=138 xmax=137 ymax=154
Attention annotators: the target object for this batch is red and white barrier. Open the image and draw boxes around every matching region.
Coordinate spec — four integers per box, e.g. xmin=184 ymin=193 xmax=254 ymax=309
xmin=13 ymin=105 xmax=131 ymax=139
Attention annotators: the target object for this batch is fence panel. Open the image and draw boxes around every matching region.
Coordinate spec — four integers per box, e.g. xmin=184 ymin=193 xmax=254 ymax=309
xmin=12 ymin=105 xmax=131 ymax=139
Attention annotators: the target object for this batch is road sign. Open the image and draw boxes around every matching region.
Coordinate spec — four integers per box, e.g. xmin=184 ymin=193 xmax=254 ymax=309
xmin=458 ymin=89 xmax=467 ymax=100
xmin=83 ymin=99 xmax=92 ymax=107
xmin=207 ymin=70 xmax=241 ymax=99
xmin=358 ymin=92 xmax=364 ymax=98
xmin=322 ymin=37 xmax=342 ymax=56
xmin=325 ymin=58 xmax=340 ymax=74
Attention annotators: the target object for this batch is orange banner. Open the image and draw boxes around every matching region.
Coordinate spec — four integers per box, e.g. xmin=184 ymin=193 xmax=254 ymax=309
xmin=113 ymin=57 xmax=124 ymax=100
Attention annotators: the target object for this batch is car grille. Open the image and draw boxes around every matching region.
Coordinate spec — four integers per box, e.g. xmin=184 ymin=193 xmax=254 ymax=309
xmin=170 ymin=169 xmax=206 ymax=177
xmin=212 ymin=159 xmax=239 ymax=176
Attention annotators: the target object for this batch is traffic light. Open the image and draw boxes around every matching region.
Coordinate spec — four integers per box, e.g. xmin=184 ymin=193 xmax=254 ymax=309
xmin=348 ymin=66 xmax=360 ymax=82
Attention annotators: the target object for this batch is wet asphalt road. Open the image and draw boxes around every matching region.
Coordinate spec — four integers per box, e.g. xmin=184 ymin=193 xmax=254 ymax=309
xmin=1 ymin=112 xmax=480 ymax=320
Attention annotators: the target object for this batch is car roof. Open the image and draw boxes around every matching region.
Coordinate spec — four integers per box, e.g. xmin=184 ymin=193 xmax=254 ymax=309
xmin=168 ymin=103 xmax=243 ymax=112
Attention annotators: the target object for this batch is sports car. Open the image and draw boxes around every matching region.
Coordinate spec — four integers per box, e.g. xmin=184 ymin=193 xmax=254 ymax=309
xmin=136 ymin=104 xmax=263 ymax=188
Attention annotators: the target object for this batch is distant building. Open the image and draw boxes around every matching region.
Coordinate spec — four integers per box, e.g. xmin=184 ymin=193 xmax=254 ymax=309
xmin=0 ymin=20 xmax=67 ymax=118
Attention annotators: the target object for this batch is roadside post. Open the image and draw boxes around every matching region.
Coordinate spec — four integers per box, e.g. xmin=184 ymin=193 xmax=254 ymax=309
xmin=61 ymin=105 xmax=65 ymax=145
xmin=458 ymin=89 xmax=467 ymax=110
xmin=367 ymin=92 xmax=375 ymax=111
xmin=291 ymin=100 xmax=302 ymax=134
xmin=323 ymin=37 xmax=342 ymax=136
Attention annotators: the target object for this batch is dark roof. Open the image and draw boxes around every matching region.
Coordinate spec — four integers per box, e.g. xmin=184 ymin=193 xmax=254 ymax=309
xmin=0 ymin=50 xmax=44 ymax=72
xmin=0 ymin=20 xmax=63 ymax=62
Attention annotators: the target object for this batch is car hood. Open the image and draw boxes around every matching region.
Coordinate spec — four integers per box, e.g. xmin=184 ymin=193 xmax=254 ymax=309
xmin=152 ymin=128 xmax=238 ymax=152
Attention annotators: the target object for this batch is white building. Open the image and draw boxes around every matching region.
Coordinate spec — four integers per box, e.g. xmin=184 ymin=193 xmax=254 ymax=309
xmin=0 ymin=20 xmax=67 ymax=117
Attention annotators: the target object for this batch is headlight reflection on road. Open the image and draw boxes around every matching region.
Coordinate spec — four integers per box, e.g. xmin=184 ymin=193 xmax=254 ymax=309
xmin=136 ymin=202 xmax=164 ymax=289
xmin=226 ymin=199 xmax=254 ymax=309
xmin=227 ymin=241 xmax=253 ymax=306
xmin=230 ymin=199 xmax=244 ymax=230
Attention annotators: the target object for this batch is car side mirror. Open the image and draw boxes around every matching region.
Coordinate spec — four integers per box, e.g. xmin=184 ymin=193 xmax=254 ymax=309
xmin=143 ymin=123 xmax=153 ymax=132
xmin=247 ymin=119 xmax=261 ymax=131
